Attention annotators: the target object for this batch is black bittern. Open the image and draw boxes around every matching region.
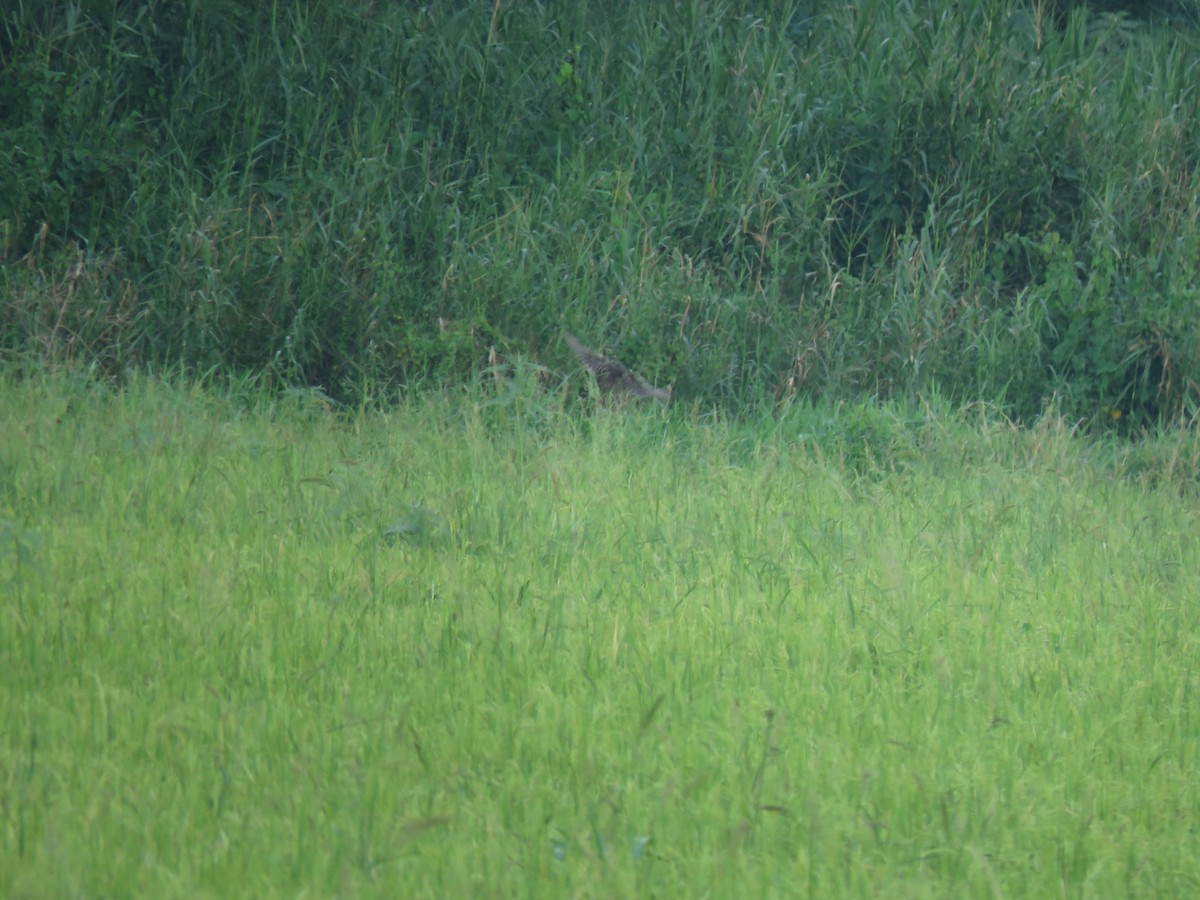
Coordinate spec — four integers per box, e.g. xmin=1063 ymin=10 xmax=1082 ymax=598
xmin=564 ymin=332 xmax=670 ymax=402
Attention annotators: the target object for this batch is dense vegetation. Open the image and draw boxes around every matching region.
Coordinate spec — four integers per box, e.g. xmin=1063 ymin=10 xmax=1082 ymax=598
xmin=5 ymin=5 xmax=1200 ymax=893
xmin=3 ymin=369 xmax=1200 ymax=896
xmin=2 ymin=0 xmax=1199 ymax=422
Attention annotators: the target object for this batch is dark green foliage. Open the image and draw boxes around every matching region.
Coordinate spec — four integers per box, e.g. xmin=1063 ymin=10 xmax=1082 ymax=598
xmin=2 ymin=0 xmax=1198 ymax=427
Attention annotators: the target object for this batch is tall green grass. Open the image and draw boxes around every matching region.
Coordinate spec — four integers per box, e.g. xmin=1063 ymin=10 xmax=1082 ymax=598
xmin=2 ymin=1 xmax=1199 ymax=425
xmin=2 ymin=371 xmax=1199 ymax=896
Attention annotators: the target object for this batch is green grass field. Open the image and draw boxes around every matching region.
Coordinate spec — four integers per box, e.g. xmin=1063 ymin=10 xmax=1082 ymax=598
xmin=2 ymin=371 xmax=1198 ymax=897
xmin=6 ymin=4 xmax=1200 ymax=894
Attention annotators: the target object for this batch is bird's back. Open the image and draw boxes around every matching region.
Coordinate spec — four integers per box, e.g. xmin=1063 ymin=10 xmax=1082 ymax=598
xmin=564 ymin=332 xmax=669 ymax=402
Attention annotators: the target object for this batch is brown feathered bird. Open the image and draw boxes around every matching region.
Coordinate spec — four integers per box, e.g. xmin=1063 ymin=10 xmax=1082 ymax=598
xmin=564 ymin=332 xmax=670 ymax=402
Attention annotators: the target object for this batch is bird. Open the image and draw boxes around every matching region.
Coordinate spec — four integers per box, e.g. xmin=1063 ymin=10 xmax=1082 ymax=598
xmin=564 ymin=332 xmax=670 ymax=402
